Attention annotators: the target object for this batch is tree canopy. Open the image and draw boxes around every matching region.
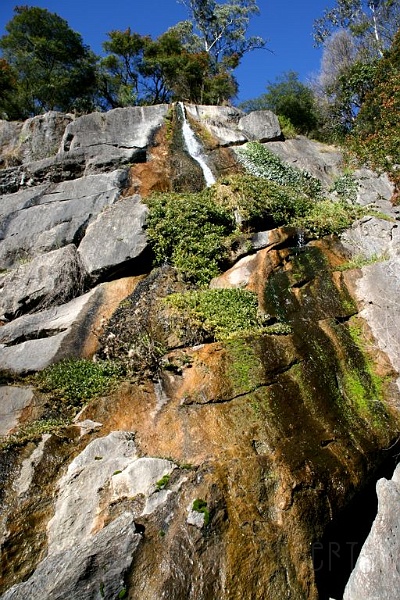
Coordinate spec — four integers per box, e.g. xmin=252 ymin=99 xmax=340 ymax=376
xmin=240 ymin=72 xmax=319 ymax=135
xmin=0 ymin=5 xmax=98 ymax=119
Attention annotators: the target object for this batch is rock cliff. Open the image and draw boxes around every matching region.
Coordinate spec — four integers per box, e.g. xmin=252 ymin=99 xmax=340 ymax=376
xmin=0 ymin=104 xmax=399 ymax=600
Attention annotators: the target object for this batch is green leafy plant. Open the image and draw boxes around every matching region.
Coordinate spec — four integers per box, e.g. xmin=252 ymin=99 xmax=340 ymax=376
xmin=0 ymin=418 xmax=65 ymax=450
xmin=156 ymin=474 xmax=171 ymax=490
xmin=145 ymin=191 xmax=234 ymax=286
xmin=37 ymin=358 xmax=124 ymax=404
xmin=235 ymin=141 xmax=322 ymax=198
xmin=163 ymin=288 xmax=269 ymax=341
xmin=192 ymin=498 xmax=210 ymax=526
xmin=330 ymin=172 xmax=359 ymax=202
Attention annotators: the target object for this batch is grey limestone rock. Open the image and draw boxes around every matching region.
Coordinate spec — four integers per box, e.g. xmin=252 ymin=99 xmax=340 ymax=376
xmin=343 ymin=463 xmax=400 ymax=600
xmin=238 ymin=110 xmax=282 ymax=142
xmin=185 ymin=104 xmax=247 ymax=146
xmin=1 ymin=431 xmax=177 ymax=600
xmin=78 ymin=194 xmax=149 ymax=280
xmin=0 ymin=169 xmax=127 ymax=269
xmin=267 ymin=137 xmax=343 ymax=186
xmin=1 ymin=512 xmax=140 ymax=600
xmin=0 ymin=244 xmax=87 ymax=320
xmin=0 ymin=287 xmax=100 ymax=372
xmin=0 ymin=386 xmax=35 ymax=436
xmin=60 ymin=105 xmax=169 ymax=171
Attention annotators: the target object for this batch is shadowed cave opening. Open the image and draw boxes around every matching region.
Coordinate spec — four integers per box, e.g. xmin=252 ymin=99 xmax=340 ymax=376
xmin=313 ymin=449 xmax=400 ymax=600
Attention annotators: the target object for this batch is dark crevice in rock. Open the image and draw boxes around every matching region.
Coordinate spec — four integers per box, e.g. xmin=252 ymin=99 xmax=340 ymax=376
xmin=183 ymin=358 xmax=303 ymax=406
xmin=313 ymin=443 xmax=400 ymax=600
xmin=72 ymin=216 xmax=91 ymax=248
xmin=2 ymin=327 xmax=68 ymax=347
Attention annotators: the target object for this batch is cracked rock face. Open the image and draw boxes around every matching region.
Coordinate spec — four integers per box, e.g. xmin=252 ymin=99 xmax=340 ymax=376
xmin=1 ymin=105 xmax=400 ymax=600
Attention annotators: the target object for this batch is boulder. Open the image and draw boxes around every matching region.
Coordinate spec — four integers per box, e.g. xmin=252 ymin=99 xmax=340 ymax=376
xmin=1 ymin=431 xmax=177 ymax=600
xmin=60 ymin=105 xmax=169 ymax=171
xmin=185 ymin=104 xmax=248 ymax=146
xmin=238 ymin=110 xmax=282 ymax=142
xmin=0 ymin=169 xmax=127 ymax=269
xmin=1 ymin=512 xmax=140 ymax=600
xmin=343 ymin=463 xmax=400 ymax=600
xmin=0 ymin=245 xmax=87 ymax=320
xmin=267 ymin=137 xmax=343 ymax=186
xmin=78 ymin=195 xmax=149 ymax=280
xmin=0 ymin=276 xmax=141 ymax=373
xmin=340 ymin=216 xmax=397 ymax=260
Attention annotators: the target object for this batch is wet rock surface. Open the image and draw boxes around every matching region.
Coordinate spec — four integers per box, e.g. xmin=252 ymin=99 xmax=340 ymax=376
xmin=0 ymin=104 xmax=399 ymax=600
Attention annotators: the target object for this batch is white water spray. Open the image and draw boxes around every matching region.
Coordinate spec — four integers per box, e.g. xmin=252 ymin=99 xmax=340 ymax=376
xmin=178 ymin=102 xmax=216 ymax=187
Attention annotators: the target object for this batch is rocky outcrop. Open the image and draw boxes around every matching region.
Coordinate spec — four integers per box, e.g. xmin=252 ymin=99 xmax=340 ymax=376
xmin=1 ymin=104 xmax=400 ymax=600
xmin=342 ymin=462 xmax=400 ymax=600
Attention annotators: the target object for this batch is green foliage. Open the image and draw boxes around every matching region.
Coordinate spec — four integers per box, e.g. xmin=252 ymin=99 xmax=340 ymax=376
xmin=313 ymin=0 xmax=400 ymax=55
xmin=0 ymin=418 xmax=65 ymax=450
xmin=330 ymin=172 xmax=359 ymax=202
xmin=235 ymin=142 xmax=323 ymax=198
xmin=335 ymin=253 xmax=388 ymax=272
xmin=192 ymin=498 xmax=210 ymax=525
xmin=239 ymin=71 xmax=319 ymax=135
xmin=37 ymin=359 xmax=124 ymax=404
xmin=163 ymin=288 xmax=269 ymax=340
xmin=215 ymin=173 xmax=313 ymax=228
xmin=178 ymin=0 xmax=265 ymax=68
xmin=145 ymin=191 xmax=234 ymax=285
xmin=156 ymin=474 xmax=171 ymax=489
xmin=346 ymin=29 xmax=400 ymax=190
xmin=294 ymin=199 xmax=364 ymax=238
xmin=0 ymin=6 xmax=97 ymax=118
xmin=277 ymin=115 xmax=297 ymax=139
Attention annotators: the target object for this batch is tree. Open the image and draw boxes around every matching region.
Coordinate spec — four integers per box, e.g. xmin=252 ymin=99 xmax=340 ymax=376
xmin=313 ymin=0 xmax=400 ymax=58
xmin=240 ymin=72 xmax=319 ymax=135
xmin=99 ymin=25 xmax=237 ymax=107
xmin=99 ymin=28 xmax=148 ymax=108
xmin=176 ymin=0 xmax=265 ymax=101
xmin=0 ymin=6 xmax=98 ymax=118
xmin=178 ymin=0 xmax=265 ymax=66
xmin=347 ymin=28 xmax=400 ymax=191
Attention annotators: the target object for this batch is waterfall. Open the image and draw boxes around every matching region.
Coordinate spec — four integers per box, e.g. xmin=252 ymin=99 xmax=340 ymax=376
xmin=178 ymin=102 xmax=216 ymax=187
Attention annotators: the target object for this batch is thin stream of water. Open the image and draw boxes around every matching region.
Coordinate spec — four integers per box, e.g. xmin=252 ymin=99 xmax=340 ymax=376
xmin=178 ymin=102 xmax=216 ymax=187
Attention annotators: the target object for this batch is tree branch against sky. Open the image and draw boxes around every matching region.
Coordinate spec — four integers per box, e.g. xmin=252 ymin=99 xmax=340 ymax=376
xmin=177 ymin=0 xmax=266 ymax=68
xmin=313 ymin=0 xmax=400 ymax=57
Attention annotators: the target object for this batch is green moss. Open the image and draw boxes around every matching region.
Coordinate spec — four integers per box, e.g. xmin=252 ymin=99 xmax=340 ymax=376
xmin=224 ymin=336 xmax=264 ymax=395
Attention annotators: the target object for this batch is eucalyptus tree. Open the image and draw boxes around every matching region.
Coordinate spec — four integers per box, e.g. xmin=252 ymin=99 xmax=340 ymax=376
xmin=313 ymin=0 xmax=400 ymax=57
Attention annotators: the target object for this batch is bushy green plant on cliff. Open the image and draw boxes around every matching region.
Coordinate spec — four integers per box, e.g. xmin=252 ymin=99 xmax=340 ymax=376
xmin=163 ymin=288 xmax=269 ymax=341
xmin=37 ymin=358 xmax=124 ymax=404
xmin=145 ymin=191 xmax=234 ymax=285
xmin=214 ymin=174 xmax=312 ymax=227
xmin=235 ymin=141 xmax=323 ymax=198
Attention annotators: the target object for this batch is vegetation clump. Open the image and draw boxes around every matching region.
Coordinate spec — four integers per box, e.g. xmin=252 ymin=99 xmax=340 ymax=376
xmin=192 ymin=498 xmax=210 ymax=525
xmin=145 ymin=191 xmax=234 ymax=286
xmin=235 ymin=141 xmax=323 ymax=198
xmin=163 ymin=288 xmax=269 ymax=341
xmin=37 ymin=358 xmax=124 ymax=404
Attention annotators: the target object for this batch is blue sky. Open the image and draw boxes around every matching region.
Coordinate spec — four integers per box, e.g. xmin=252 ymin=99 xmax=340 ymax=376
xmin=0 ymin=1 xmax=333 ymax=104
